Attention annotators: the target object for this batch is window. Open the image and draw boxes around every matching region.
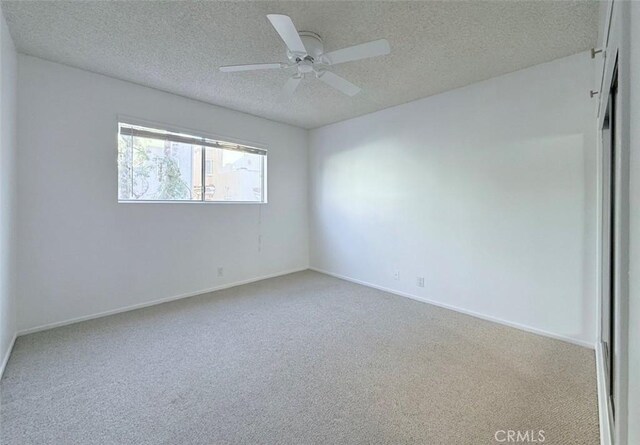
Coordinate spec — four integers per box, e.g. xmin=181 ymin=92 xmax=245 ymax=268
xmin=117 ymin=122 xmax=267 ymax=203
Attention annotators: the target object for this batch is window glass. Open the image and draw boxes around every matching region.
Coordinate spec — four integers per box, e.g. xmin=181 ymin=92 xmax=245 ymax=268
xmin=118 ymin=123 xmax=266 ymax=203
xmin=203 ymin=148 xmax=264 ymax=202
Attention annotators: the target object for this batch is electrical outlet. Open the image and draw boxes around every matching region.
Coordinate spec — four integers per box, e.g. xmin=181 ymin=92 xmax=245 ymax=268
xmin=393 ymin=271 xmax=400 ymax=280
xmin=217 ymin=267 xmax=224 ymax=277
xmin=417 ymin=277 xmax=425 ymax=287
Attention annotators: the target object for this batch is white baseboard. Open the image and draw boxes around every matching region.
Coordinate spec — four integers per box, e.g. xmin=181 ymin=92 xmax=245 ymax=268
xmin=595 ymin=342 xmax=614 ymax=445
xmin=310 ymin=267 xmax=596 ymax=350
xmin=18 ymin=267 xmax=308 ymax=336
xmin=1 ymin=332 xmax=17 ymax=379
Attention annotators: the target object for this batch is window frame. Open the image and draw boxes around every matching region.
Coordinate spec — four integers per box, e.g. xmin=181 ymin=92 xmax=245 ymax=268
xmin=116 ymin=116 xmax=268 ymax=204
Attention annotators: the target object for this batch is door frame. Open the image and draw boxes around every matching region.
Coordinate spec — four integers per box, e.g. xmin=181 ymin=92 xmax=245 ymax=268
xmin=600 ymin=63 xmax=615 ymax=414
xmin=595 ymin=2 xmax=631 ymax=444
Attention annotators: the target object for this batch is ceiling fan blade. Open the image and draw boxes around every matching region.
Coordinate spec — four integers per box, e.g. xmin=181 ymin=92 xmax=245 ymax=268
xmin=321 ymin=39 xmax=390 ymax=65
xmin=317 ymin=71 xmax=361 ymax=96
xmin=282 ymin=75 xmax=302 ymax=96
xmin=267 ymin=14 xmax=307 ymax=55
xmin=219 ymin=63 xmax=284 ymax=72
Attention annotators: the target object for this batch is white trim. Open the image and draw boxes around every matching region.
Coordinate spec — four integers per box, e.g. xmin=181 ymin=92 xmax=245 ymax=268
xmin=17 ymin=267 xmax=307 ymax=336
xmin=597 ymin=342 xmax=615 ymax=445
xmin=596 ymin=0 xmax=616 ymax=118
xmin=0 ymin=333 xmax=17 ymax=379
xmin=594 ymin=3 xmax=632 ymax=443
xmin=310 ymin=267 xmax=596 ymax=349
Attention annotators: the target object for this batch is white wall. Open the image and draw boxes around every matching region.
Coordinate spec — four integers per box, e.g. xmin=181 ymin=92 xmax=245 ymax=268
xmin=627 ymin=3 xmax=640 ymax=444
xmin=17 ymin=56 xmax=309 ymax=332
xmin=0 ymin=9 xmax=17 ymax=374
xmin=309 ymin=52 xmax=597 ymax=347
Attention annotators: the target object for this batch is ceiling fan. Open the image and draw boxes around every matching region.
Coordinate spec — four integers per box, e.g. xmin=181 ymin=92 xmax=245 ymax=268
xmin=219 ymin=14 xmax=391 ymax=97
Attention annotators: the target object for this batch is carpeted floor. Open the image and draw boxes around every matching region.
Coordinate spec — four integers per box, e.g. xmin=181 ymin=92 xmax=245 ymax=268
xmin=0 ymin=271 xmax=599 ymax=444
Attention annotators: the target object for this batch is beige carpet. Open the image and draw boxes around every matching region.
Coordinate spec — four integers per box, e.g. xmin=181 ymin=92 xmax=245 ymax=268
xmin=0 ymin=271 xmax=599 ymax=444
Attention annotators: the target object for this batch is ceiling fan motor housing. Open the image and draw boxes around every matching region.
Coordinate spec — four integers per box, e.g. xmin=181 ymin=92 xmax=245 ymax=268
xmin=220 ymin=14 xmax=390 ymax=97
xmin=288 ymin=31 xmax=324 ymax=62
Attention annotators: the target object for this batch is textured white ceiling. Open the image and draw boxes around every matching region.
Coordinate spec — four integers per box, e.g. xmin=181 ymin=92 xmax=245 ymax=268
xmin=2 ymin=1 xmax=599 ymax=129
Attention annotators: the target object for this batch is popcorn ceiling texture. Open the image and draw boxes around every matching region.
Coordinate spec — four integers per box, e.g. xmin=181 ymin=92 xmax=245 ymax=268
xmin=1 ymin=1 xmax=598 ymax=128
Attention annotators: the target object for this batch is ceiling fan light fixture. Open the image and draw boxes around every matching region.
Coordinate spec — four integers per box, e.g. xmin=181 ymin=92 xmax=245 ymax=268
xmin=218 ymin=14 xmax=391 ymax=98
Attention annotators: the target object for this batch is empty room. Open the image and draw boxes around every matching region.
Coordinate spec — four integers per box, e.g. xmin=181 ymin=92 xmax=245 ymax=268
xmin=0 ymin=1 xmax=638 ymax=444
